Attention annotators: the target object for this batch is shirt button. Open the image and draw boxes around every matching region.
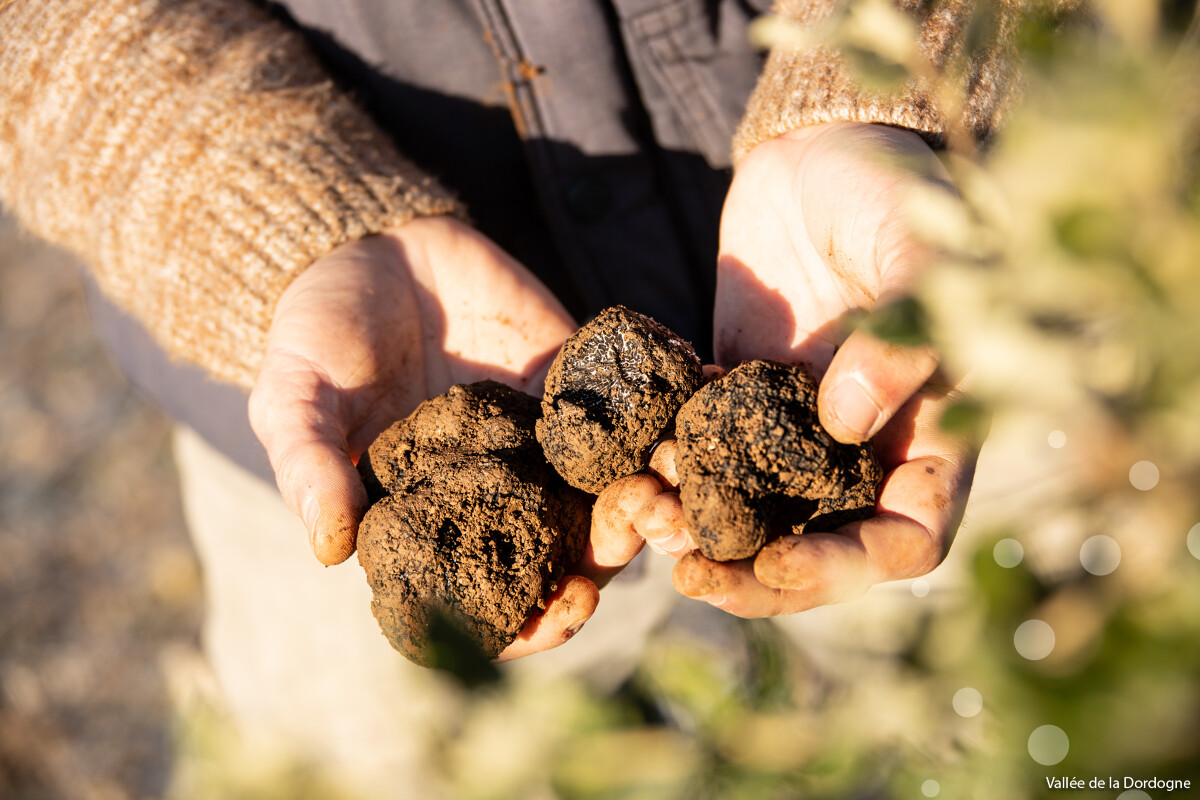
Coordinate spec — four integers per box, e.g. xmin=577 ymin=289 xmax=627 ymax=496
xmin=564 ymin=176 xmax=613 ymax=224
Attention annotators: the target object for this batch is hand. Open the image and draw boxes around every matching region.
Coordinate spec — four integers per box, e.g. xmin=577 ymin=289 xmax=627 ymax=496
xmin=592 ymin=123 xmax=979 ymax=617
xmin=248 ymin=216 xmax=595 ymax=658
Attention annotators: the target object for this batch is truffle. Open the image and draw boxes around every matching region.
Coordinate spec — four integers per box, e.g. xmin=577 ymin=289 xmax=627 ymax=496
xmin=357 ymin=381 xmax=591 ymax=665
xmin=537 ymin=306 xmax=703 ymax=493
xmin=674 ymin=360 xmax=881 ymax=562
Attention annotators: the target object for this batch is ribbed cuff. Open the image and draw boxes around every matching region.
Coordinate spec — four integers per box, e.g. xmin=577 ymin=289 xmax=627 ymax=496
xmin=733 ymin=0 xmax=1019 ymax=165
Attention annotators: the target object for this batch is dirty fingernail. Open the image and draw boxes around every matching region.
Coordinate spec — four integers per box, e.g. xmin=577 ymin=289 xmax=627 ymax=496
xmin=302 ymin=494 xmax=321 ymax=538
xmin=563 ymin=620 xmax=587 ymax=641
xmin=647 ymin=528 xmax=688 ymax=556
xmin=647 ymin=440 xmax=679 ymax=488
xmin=827 ymin=377 xmax=883 ymax=440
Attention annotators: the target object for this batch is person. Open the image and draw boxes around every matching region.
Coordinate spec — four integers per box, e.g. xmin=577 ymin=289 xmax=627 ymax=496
xmin=0 ymin=0 xmax=1009 ymax=793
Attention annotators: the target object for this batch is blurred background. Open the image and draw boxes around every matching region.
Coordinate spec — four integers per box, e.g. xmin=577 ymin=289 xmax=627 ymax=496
xmin=3 ymin=1 xmax=1200 ymax=798
xmin=0 ymin=214 xmax=203 ymax=799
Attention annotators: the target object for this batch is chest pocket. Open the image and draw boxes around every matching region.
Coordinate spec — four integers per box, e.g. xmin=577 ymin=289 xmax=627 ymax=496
xmin=612 ymin=0 xmax=765 ymax=169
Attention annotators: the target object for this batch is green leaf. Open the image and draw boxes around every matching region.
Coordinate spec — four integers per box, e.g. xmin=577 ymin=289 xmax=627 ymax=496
xmin=862 ymin=296 xmax=931 ymax=347
xmin=425 ymin=608 xmax=503 ymax=690
xmin=842 ymin=46 xmax=912 ymax=90
xmin=938 ymin=397 xmax=990 ymax=438
xmin=1052 ymin=206 xmax=1130 ymax=259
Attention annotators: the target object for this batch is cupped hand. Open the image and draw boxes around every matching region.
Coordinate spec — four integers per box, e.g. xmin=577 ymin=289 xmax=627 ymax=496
xmin=591 ymin=122 xmax=979 ymax=617
xmin=247 ymin=216 xmax=595 ymax=657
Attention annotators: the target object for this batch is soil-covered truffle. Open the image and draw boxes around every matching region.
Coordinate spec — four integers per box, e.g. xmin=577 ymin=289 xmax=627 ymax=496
xmin=538 ymin=306 xmax=703 ymax=493
xmin=357 ymin=381 xmax=591 ymax=665
xmin=674 ymin=360 xmax=881 ymax=562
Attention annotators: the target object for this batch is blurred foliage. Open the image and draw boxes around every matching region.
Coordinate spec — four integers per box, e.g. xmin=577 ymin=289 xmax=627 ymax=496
xmin=423 ymin=2 xmax=1200 ymax=798
xmin=426 ymin=608 xmax=504 ymax=690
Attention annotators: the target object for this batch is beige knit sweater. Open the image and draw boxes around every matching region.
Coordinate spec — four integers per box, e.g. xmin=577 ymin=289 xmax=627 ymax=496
xmin=0 ymin=0 xmax=1013 ymax=388
xmin=733 ymin=0 xmax=1022 ymax=161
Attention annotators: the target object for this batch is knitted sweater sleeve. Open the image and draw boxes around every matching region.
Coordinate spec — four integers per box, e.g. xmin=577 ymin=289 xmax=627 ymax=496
xmin=733 ymin=0 xmax=1023 ymax=164
xmin=0 ymin=0 xmax=463 ymax=388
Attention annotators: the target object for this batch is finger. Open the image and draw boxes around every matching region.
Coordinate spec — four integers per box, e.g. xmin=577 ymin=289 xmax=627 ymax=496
xmin=249 ymin=352 xmax=365 ymax=565
xmin=672 ymin=517 xmax=932 ymax=619
xmin=672 ymin=551 xmax=792 ymax=619
xmin=870 ymin=387 xmax=976 ymax=542
xmin=634 ymin=492 xmax=695 ymax=558
xmin=647 ymin=439 xmax=679 ymax=489
xmin=818 ymin=330 xmax=939 ymax=444
xmin=578 ymin=474 xmax=662 ymax=588
xmin=673 ymin=442 xmax=972 ymax=615
xmin=495 ymin=575 xmax=599 ymax=661
xmin=754 ymin=514 xmax=931 ymax=593
xmin=673 ymin=540 xmax=880 ymax=618
xmin=754 ymin=446 xmax=971 ymax=594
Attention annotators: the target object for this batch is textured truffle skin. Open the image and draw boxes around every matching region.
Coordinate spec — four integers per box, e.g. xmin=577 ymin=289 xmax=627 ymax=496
xmin=537 ymin=306 xmax=703 ymax=493
xmin=674 ymin=360 xmax=881 ymax=562
xmin=356 ymin=381 xmax=591 ymax=665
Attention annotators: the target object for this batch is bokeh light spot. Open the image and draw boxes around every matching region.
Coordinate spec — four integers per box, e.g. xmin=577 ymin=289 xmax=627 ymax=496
xmin=953 ymin=687 xmax=983 ymax=717
xmin=993 ymin=538 xmax=1024 ymax=568
xmin=1014 ymin=619 xmax=1055 ymax=660
xmin=911 ymin=579 xmax=930 ymax=598
xmin=1129 ymin=460 xmax=1159 ymax=490
xmin=921 ymin=779 xmax=941 ymax=797
xmin=1079 ymin=535 xmax=1121 ymax=576
xmin=1027 ymin=725 xmax=1069 ymax=765
xmin=1188 ymin=523 xmax=1200 ymax=561
xmin=1047 ymin=430 xmax=1067 ymax=448
xmin=1117 ymin=791 xmax=1152 ymax=800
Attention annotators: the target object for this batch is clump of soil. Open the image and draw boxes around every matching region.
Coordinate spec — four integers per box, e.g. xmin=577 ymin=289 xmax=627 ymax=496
xmin=537 ymin=306 xmax=703 ymax=493
xmin=674 ymin=360 xmax=881 ymax=562
xmin=356 ymin=381 xmax=591 ymax=665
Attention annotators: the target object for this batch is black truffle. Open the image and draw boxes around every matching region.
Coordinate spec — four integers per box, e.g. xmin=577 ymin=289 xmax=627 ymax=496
xmin=537 ymin=306 xmax=703 ymax=493
xmin=357 ymin=381 xmax=591 ymax=665
xmin=674 ymin=360 xmax=881 ymax=562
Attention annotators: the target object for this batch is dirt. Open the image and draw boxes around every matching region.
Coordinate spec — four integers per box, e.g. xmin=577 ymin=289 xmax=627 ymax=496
xmin=357 ymin=381 xmax=592 ymax=665
xmin=674 ymin=360 xmax=881 ymax=562
xmin=537 ymin=306 xmax=703 ymax=493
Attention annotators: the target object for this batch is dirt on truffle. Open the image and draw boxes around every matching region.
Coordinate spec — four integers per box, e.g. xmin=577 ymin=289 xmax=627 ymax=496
xmin=356 ymin=381 xmax=592 ymax=665
xmin=674 ymin=360 xmax=881 ymax=562
xmin=538 ymin=306 xmax=703 ymax=493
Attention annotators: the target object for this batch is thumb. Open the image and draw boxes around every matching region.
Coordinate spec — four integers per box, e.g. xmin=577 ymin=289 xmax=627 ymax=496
xmin=818 ymin=184 xmax=942 ymax=444
xmin=249 ymin=352 xmax=367 ymax=565
xmin=818 ymin=308 xmax=938 ymax=444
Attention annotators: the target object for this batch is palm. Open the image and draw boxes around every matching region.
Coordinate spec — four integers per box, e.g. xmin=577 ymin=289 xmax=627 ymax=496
xmin=250 ymin=217 xmax=574 ymax=565
xmin=260 ymin=219 xmax=574 ymax=466
xmin=715 ymin=123 xmax=937 ymax=373
xmin=664 ymin=123 xmax=978 ymax=617
xmin=250 ymin=217 xmax=600 ymax=659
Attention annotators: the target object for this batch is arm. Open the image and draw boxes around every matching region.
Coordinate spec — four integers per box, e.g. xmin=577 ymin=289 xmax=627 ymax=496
xmin=0 ymin=0 xmax=593 ymax=656
xmin=734 ymin=0 xmax=1022 ymax=159
xmin=0 ymin=0 xmax=460 ymax=388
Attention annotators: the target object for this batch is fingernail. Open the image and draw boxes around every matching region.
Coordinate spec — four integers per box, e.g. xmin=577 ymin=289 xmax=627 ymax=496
xmin=826 ymin=377 xmax=883 ymax=440
xmin=302 ymin=495 xmax=320 ymax=539
xmin=647 ymin=528 xmax=688 ymax=556
xmin=697 ymin=593 xmax=727 ymax=607
xmin=563 ymin=620 xmax=586 ymax=641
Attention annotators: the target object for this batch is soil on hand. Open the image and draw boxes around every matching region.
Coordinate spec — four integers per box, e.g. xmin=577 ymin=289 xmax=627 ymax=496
xmin=674 ymin=360 xmax=881 ymax=562
xmin=357 ymin=381 xmax=591 ymax=665
xmin=538 ymin=306 xmax=703 ymax=493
